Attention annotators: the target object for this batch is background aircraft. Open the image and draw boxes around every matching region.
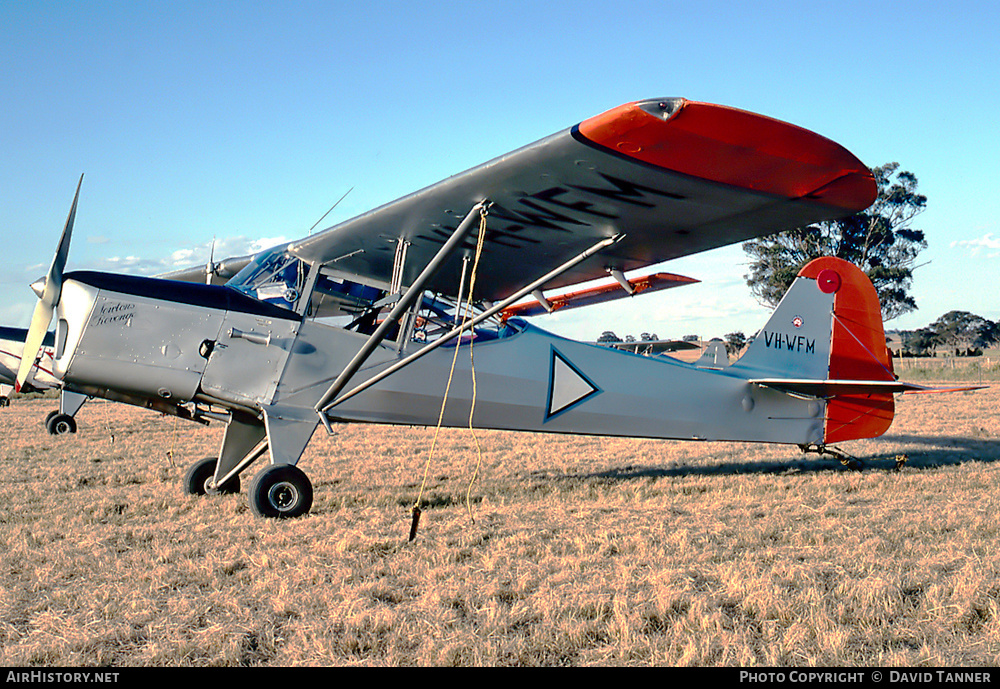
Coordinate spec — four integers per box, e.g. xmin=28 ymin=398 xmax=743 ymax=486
xmin=1 ymin=326 xmax=58 ymax=404
xmin=0 ymin=327 xmax=87 ymax=434
xmin=0 ymin=326 xmax=87 ymax=435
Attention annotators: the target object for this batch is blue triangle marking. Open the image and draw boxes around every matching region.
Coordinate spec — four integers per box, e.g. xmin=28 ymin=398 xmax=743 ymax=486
xmin=544 ymin=346 xmax=602 ymax=422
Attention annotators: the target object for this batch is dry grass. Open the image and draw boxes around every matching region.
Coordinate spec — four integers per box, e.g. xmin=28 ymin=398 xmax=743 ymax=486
xmin=894 ymin=356 xmax=1000 ymax=383
xmin=1 ymin=385 xmax=998 ymax=666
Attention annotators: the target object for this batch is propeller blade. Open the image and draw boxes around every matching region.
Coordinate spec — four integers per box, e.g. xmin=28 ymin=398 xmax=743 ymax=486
xmin=206 ymin=238 xmax=216 ymax=284
xmin=15 ymin=174 xmax=83 ymax=391
xmin=15 ymin=299 xmax=53 ymax=392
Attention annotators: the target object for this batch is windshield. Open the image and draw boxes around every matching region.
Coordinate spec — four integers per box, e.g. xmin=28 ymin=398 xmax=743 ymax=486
xmin=226 ymin=245 xmax=307 ymax=311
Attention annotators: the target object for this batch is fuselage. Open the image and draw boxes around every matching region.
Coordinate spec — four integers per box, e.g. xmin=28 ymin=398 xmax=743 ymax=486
xmin=52 ymin=270 xmax=829 ymax=445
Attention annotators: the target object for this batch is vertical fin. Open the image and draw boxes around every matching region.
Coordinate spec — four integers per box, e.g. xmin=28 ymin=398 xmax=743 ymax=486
xmin=694 ymin=340 xmax=729 ymax=368
xmin=731 ymin=269 xmax=835 ymax=380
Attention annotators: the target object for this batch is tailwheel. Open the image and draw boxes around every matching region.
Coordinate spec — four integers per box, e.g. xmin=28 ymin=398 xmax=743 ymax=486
xmin=249 ymin=464 xmax=313 ymax=519
xmin=46 ymin=412 xmax=77 ymax=435
xmin=182 ymin=456 xmax=240 ymax=496
xmin=799 ymin=443 xmax=864 ymax=471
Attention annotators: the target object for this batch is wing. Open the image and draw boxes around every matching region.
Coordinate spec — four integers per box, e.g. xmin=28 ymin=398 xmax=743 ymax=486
xmin=604 ymin=339 xmax=702 ymax=354
xmin=289 ymin=98 xmax=877 ymax=301
xmin=158 ymin=255 xmax=254 ymax=285
xmin=501 ymin=271 xmax=698 ymax=319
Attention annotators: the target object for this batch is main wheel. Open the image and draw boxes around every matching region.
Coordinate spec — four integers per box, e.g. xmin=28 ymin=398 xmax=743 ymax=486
xmin=46 ymin=413 xmax=77 ymax=435
xmin=249 ymin=464 xmax=313 ymax=519
xmin=182 ymin=457 xmax=240 ymax=496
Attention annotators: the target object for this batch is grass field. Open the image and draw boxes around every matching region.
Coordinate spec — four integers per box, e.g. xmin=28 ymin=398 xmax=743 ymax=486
xmin=894 ymin=355 xmax=1000 ymax=383
xmin=1 ymin=384 xmax=998 ymax=666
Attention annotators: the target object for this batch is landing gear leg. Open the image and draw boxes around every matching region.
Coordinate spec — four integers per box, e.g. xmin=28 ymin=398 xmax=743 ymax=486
xmin=196 ymin=408 xmax=319 ymax=518
xmin=183 ymin=456 xmax=241 ymax=495
xmin=44 ymin=390 xmax=88 ymax=435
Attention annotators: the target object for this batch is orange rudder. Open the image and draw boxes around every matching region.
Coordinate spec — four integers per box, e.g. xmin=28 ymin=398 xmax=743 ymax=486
xmin=797 ymin=257 xmax=895 ymax=443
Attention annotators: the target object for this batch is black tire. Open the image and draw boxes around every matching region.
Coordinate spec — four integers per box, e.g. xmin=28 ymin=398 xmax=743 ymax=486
xmin=182 ymin=457 xmax=240 ymax=496
xmin=46 ymin=413 xmax=77 ymax=435
xmin=249 ymin=464 xmax=313 ymax=519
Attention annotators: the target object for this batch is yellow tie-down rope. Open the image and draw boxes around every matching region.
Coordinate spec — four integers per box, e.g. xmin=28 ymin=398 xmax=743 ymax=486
xmin=410 ymin=206 xmax=488 ymax=541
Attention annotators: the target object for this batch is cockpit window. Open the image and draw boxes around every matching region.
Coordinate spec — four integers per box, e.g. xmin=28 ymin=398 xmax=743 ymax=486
xmin=226 ymin=245 xmax=307 ymax=310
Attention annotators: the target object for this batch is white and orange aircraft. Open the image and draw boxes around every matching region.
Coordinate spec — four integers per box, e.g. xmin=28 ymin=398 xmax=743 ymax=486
xmin=14 ymin=98 xmax=950 ymax=519
xmin=1 ymin=327 xmax=58 ymax=404
xmin=0 ymin=327 xmax=89 ymax=434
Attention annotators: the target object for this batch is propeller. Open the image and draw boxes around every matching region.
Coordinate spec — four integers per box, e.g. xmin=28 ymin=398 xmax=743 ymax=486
xmin=16 ymin=174 xmax=83 ymax=392
xmin=205 ymin=238 xmax=216 ymax=284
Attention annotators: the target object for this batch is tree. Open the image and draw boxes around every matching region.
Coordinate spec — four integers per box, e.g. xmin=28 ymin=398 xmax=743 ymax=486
xmin=597 ymin=330 xmax=622 ymax=344
xmin=926 ymin=311 xmax=999 ymax=350
xmin=897 ymin=311 xmax=998 ymax=356
xmin=724 ymin=331 xmax=747 ymax=356
xmin=743 ymin=163 xmax=928 ymax=321
xmin=900 ymin=327 xmax=940 ymax=356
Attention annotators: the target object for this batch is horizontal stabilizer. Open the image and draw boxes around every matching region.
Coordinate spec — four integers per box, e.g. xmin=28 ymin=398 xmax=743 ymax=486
xmin=752 ymin=378 xmax=924 ymax=397
xmin=502 ymin=271 xmax=698 ymax=319
xmin=902 ymin=383 xmax=988 ymax=395
xmin=751 ymin=378 xmax=987 ymax=398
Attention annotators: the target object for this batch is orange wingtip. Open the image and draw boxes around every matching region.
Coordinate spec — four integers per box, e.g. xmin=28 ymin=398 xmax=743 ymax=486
xmin=576 ymin=99 xmax=877 ymax=213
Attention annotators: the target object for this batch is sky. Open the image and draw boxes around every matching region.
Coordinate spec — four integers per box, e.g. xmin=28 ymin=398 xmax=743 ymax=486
xmin=2 ymin=0 xmax=998 ymax=343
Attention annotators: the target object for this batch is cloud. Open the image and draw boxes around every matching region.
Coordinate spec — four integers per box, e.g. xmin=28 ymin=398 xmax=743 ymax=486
xmin=951 ymin=233 xmax=1000 ymax=257
xmin=247 ymin=236 xmax=291 ymax=254
xmin=71 ymin=235 xmax=292 ymax=277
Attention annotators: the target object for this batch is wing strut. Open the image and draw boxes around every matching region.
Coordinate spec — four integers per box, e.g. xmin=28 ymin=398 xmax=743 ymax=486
xmin=313 ymin=201 xmax=489 ymax=415
xmin=318 ymin=232 xmax=624 ymax=424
